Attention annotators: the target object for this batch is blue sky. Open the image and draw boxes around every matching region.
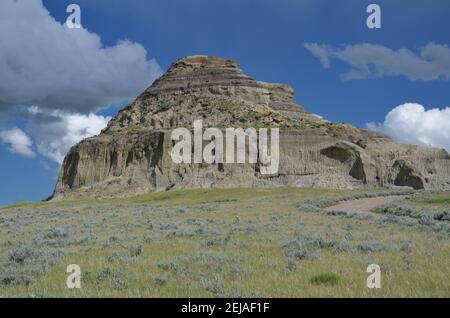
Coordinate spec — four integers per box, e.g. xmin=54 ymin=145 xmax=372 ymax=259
xmin=1 ymin=0 xmax=450 ymax=205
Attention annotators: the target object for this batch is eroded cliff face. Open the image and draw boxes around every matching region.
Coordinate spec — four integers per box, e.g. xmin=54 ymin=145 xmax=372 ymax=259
xmin=52 ymin=55 xmax=450 ymax=200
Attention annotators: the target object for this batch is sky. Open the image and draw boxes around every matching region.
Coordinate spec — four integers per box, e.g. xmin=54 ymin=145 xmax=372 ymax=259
xmin=0 ymin=0 xmax=450 ymax=205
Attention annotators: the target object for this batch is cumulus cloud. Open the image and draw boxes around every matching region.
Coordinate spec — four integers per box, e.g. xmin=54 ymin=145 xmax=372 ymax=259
xmin=0 ymin=127 xmax=35 ymax=158
xmin=0 ymin=0 xmax=163 ymax=163
xmin=304 ymin=42 xmax=450 ymax=81
xmin=0 ymin=0 xmax=162 ymax=115
xmin=367 ymin=103 xmax=450 ymax=152
xmin=26 ymin=107 xmax=111 ymax=164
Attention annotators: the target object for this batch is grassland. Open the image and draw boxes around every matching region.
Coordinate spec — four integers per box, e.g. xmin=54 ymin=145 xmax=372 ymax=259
xmin=0 ymin=187 xmax=449 ymax=297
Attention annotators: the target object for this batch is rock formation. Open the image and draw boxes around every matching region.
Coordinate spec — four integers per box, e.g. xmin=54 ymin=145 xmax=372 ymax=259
xmin=52 ymin=55 xmax=450 ymax=200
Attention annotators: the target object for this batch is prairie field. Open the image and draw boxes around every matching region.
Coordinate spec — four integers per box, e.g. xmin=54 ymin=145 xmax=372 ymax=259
xmin=0 ymin=187 xmax=449 ymax=297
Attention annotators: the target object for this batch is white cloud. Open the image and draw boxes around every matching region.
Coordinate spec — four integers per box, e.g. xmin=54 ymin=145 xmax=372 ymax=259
xmin=0 ymin=0 xmax=162 ymax=115
xmin=26 ymin=107 xmax=111 ymax=164
xmin=0 ymin=0 xmax=163 ymax=163
xmin=304 ymin=43 xmax=330 ymax=68
xmin=0 ymin=127 xmax=35 ymax=158
xmin=367 ymin=103 xmax=450 ymax=152
xmin=312 ymin=113 xmax=331 ymax=123
xmin=305 ymin=42 xmax=450 ymax=81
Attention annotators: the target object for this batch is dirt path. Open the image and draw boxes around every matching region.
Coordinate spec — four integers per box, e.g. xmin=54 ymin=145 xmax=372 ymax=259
xmin=325 ymin=195 xmax=405 ymax=213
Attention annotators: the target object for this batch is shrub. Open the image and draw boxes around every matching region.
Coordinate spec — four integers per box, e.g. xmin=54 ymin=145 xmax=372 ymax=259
xmin=159 ymin=222 xmax=178 ymax=231
xmin=9 ymin=244 xmax=34 ymax=264
xmin=297 ymin=190 xmax=416 ymax=214
xmin=160 ymin=220 xmax=219 ymax=238
xmin=1 ymin=273 xmax=34 ymax=286
xmin=106 ymin=252 xmax=137 ymax=265
xmin=36 ymin=247 xmax=65 ymax=270
xmin=282 ymin=238 xmax=321 ymax=262
xmin=0 ymin=263 xmax=34 ymax=286
xmin=400 ymin=240 xmax=416 ymax=253
xmin=357 ymin=240 xmax=395 ymax=253
xmin=431 ymin=211 xmax=450 ymax=221
xmin=44 ymin=227 xmax=69 ymax=239
xmin=202 ymin=238 xmax=217 ymax=247
xmin=154 ymin=276 xmax=167 ymax=286
xmin=157 ymin=257 xmax=191 ymax=277
xmin=376 ymin=199 xmax=450 ymax=223
xmin=95 ymin=268 xmax=127 ymax=290
xmin=200 ymin=275 xmax=225 ymax=297
xmin=418 ymin=215 xmax=435 ymax=226
xmin=128 ymin=244 xmax=143 ymax=257
xmin=282 ymin=233 xmax=353 ymax=272
xmin=198 ymin=204 xmax=219 ymax=213
xmin=102 ymin=235 xmax=120 ymax=248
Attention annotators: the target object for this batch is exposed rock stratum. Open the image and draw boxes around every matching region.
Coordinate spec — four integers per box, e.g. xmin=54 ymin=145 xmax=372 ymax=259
xmin=52 ymin=55 xmax=450 ymax=200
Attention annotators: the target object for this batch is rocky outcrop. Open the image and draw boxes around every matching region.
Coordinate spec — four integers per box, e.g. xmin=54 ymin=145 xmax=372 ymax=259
xmin=52 ymin=55 xmax=450 ymax=200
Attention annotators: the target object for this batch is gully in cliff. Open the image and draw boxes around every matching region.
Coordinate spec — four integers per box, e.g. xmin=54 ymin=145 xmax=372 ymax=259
xmin=170 ymin=120 xmax=280 ymax=175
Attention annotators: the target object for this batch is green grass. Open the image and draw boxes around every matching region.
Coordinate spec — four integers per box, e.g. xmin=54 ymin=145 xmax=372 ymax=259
xmin=2 ymin=187 xmax=373 ymax=209
xmin=310 ymin=272 xmax=340 ymax=286
xmin=412 ymin=191 xmax=450 ymax=205
xmin=0 ymin=187 xmax=448 ymax=297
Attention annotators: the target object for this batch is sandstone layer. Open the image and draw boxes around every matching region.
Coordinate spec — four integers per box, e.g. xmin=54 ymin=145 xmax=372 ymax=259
xmin=52 ymin=55 xmax=450 ymax=200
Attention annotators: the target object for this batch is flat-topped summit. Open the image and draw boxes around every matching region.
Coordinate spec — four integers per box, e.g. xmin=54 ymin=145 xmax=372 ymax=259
xmin=52 ymin=55 xmax=450 ymax=200
xmin=170 ymin=55 xmax=239 ymax=69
